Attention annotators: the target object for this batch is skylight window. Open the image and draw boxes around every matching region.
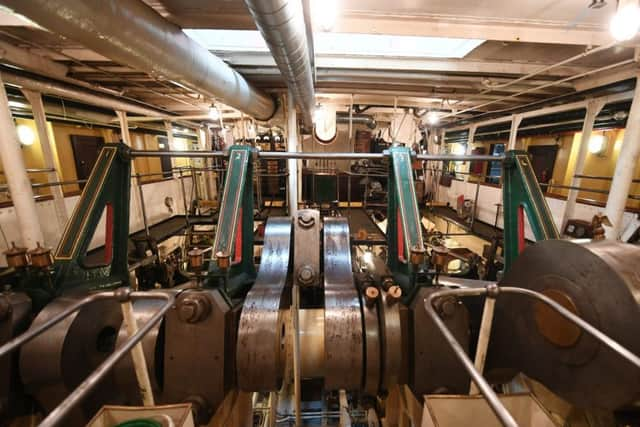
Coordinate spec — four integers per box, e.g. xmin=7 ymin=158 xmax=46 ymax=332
xmin=184 ymin=29 xmax=483 ymax=59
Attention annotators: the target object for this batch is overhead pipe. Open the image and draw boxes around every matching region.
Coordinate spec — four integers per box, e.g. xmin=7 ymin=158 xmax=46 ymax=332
xmin=244 ymin=0 xmax=315 ymax=128
xmin=1 ymin=0 xmax=277 ymax=121
xmin=336 ymin=112 xmax=377 ymax=129
xmin=2 ymin=69 xmax=171 ymax=118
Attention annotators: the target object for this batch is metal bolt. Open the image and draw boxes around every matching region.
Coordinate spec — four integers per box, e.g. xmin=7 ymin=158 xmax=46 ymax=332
xmin=436 ymin=296 xmax=457 ymax=317
xmin=297 ymin=265 xmax=316 ymax=286
xmin=177 ymin=293 xmax=211 ymax=323
xmin=364 ymin=286 xmax=379 ymax=307
xmin=298 ymin=212 xmax=315 ymax=228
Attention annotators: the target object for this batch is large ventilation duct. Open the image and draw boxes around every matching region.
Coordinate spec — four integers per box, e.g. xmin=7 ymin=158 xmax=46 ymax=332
xmin=1 ymin=0 xmax=277 ymax=121
xmin=244 ymin=0 xmax=315 ymax=129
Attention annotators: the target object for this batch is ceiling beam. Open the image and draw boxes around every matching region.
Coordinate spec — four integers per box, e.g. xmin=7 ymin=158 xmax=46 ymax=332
xmin=216 ymin=51 xmax=595 ymax=77
xmin=333 ymin=12 xmax=613 ymax=46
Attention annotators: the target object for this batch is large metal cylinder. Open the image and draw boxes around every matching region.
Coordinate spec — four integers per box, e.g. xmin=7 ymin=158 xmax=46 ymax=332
xmin=491 ymin=240 xmax=640 ymax=410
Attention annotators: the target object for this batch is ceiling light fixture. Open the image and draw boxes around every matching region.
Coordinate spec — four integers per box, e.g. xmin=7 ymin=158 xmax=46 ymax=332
xmin=610 ymin=0 xmax=640 ymax=41
xmin=426 ymin=111 xmax=440 ymax=126
xmin=311 ymin=0 xmax=338 ymax=32
xmin=208 ymin=104 xmax=220 ymax=120
xmin=588 ymin=134 xmax=608 ymax=155
xmin=16 ymin=124 xmax=35 ymax=146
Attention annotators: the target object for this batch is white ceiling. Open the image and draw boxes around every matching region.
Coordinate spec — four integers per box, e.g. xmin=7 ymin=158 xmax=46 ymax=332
xmin=0 ymin=0 xmax=637 ymax=125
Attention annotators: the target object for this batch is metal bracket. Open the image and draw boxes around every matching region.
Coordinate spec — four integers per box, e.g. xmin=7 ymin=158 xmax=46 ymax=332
xmin=502 ymin=150 xmax=559 ymax=271
xmin=386 ymin=146 xmax=426 ymax=295
xmin=209 ymin=145 xmax=256 ymax=295
xmin=53 ymin=143 xmax=132 ymax=292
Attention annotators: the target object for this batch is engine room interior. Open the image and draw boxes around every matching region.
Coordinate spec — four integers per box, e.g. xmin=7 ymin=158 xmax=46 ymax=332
xmin=0 ymin=1 xmax=639 ymax=427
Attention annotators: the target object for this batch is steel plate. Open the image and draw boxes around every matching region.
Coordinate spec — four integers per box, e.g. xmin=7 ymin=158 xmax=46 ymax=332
xmin=237 ymin=217 xmax=292 ymax=391
xmin=324 ymin=217 xmax=363 ymax=390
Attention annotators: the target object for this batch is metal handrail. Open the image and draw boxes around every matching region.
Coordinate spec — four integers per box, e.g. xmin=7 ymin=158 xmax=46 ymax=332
xmin=0 ymin=288 xmax=175 ymax=427
xmin=424 ymin=284 xmax=640 ymax=427
xmin=130 ymin=150 xmax=505 ymax=162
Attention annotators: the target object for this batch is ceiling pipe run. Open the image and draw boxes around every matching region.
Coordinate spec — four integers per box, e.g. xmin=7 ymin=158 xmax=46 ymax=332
xmin=1 ymin=70 xmax=173 ymax=118
xmin=0 ymin=0 xmax=277 ymax=121
xmin=244 ymin=0 xmax=316 ymax=129
xmin=336 ymin=112 xmax=376 ymax=129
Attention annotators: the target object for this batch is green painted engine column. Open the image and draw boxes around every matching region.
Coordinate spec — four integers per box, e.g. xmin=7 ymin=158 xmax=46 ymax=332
xmin=386 ymin=146 xmax=427 ymax=299
xmin=502 ymin=150 xmax=560 ymax=271
xmin=207 ymin=145 xmax=257 ymax=297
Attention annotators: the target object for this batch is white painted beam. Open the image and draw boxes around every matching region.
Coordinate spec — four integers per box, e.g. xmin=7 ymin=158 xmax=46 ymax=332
xmin=446 ymin=90 xmax=635 ymax=132
xmin=604 ymin=75 xmax=640 ymax=239
xmin=333 ymin=13 xmax=613 ymax=46
xmin=561 ymin=100 xmax=605 ymax=230
xmin=216 ymin=52 xmax=594 ymax=77
xmin=22 ymin=89 xmax=68 ymax=232
xmin=507 ymin=114 xmax=523 ymax=150
xmin=0 ymin=73 xmax=44 ymax=248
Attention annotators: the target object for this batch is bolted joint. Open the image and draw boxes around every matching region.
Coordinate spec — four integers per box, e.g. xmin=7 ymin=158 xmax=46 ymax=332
xmin=410 ymin=245 xmax=427 ymax=266
xmin=434 ymin=296 xmax=458 ymax=318
xmin=297 ymin=212 xmax=315 ymax=228
xmin=177 ymin=292 xmax=211 ymax=324
xmin=297 ymin=264 xmax=316 ymax=286
xmin=215 ymin=251 xmax=231 ymax=271
xmin=114 ymin=286 xmax=132 ymax=303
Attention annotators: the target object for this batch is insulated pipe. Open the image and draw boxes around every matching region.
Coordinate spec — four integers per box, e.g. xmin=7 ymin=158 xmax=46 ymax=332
xmin=336 ymin=113 xmax=377 ymax=129
xmin=287 ymin=91 xmax=299 ymax=214
xmin=605 ymin=75 xmax=640 ymax=239
xmin=244 ymin=0 xmax=315 ymax=127
xmin=1 ymin=0 xmax=277 ymax=121
xmin=0 ymin=73 xmax=45 ymax=248
xmin=2 ymin=71 xmax=171 ymax=118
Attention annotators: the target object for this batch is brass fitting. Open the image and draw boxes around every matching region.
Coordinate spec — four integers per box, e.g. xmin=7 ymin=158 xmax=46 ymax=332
xmin=28 ymin=242 xmax=53 ymax=268
xmin=215 ymin=251 xmax=231 ymax=271
xmin=4 ymin=242 xmax=28 ymax=269
xmin=188 ymin=247 xmax=205 ymax=270
xmin=410 ymin=245 xmax=427 ymax=266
